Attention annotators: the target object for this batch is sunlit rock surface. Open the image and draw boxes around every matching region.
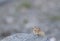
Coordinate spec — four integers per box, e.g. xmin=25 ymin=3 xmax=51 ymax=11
xmin=1 ymin=33 xmax=49 ymax=41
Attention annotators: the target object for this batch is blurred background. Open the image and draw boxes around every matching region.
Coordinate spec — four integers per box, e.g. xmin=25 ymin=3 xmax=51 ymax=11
xmin=0 ymin=0 xmax=60 ymax=41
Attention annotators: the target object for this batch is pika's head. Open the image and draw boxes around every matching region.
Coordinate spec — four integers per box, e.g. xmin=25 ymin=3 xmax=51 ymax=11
xmin=33 ymin=26 xmax=41 ymax=32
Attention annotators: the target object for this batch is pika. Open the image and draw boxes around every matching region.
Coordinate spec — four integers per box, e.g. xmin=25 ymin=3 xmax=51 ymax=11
xmin=33 ymin=26 xmax=45 ymax=36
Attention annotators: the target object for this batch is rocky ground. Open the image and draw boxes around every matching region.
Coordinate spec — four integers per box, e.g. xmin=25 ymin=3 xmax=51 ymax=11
xmin=0 ymin=33 xmax=50 ymax=41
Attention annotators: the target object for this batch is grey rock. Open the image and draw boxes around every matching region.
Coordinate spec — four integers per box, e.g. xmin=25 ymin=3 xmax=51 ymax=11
xmin=1 ymin=33 xmax=49 ymax=41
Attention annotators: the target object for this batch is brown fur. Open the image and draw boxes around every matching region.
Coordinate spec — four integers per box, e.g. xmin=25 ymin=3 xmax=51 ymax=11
xmin=33 ymin=26 xmax=45 ymax=36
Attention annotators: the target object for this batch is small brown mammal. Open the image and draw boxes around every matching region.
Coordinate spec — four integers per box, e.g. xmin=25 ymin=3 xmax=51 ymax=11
xmin=33 ymin=26 xmax=45 ymax=36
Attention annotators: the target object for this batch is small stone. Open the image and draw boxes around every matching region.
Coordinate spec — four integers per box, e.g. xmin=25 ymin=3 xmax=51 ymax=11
xmin=50 ymin=37 xmax=56 ymax=41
